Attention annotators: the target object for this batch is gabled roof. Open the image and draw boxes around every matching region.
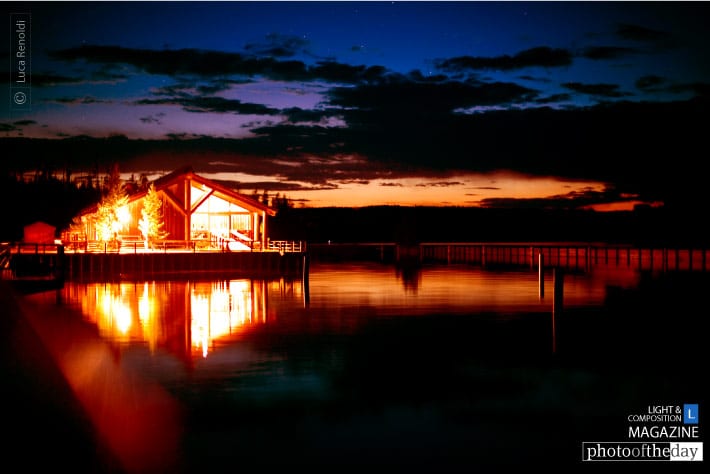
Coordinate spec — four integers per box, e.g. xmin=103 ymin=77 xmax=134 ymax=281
xmin=78 ymin=166 xmax=276 ymax=216
xmin=154 ymin=165 xmax=276 ymax=216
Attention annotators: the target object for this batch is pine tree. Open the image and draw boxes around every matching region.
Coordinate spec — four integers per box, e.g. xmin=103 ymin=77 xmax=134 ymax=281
xmin=94 ymin=165 xmax=128 ymax=243
xmin=138 ymin=183 xmax=168 ymax=248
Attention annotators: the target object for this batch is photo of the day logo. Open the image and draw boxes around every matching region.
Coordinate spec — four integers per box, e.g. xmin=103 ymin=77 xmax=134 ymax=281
xmin=684 ymin=404 xmax=698 ymax=425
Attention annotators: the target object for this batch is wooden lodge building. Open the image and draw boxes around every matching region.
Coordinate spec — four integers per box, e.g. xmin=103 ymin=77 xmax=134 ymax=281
xmin=67 ymin=166 xmax=277 ymax=252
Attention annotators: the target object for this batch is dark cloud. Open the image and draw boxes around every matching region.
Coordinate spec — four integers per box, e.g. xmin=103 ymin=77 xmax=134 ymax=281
xmin=90 ymin=69 xmax=129 ymax=83
xmin=474 ymin=186 xmax=500 ymax=191
xmin=434 ymin=47 xmax=572 ymax=72
xmin=635 ymin=75 xmax=665 ymax=90
xmin=305 ymin=79 xmax=539 ymax=173
xmin=151 ymin=81 xmax=250 ymax=96
xmin=136 ymin=96 xmax=281 ymax=115
xmin=380 ymin=182 xmax=403 ymax=187
xmin=32 ymin=73 xmax=84 ymax=87
xmin=48 ymin=96 xmax=109 ymax=105
xmin=666 ymin=82 xmax=710 ymax=97
xmin=166 ymin=133 xmax=188 ymax=140
xmin=196 ymin=79 xmax=251 ymax=94
xmin=31 ymin=70 xmax=128 ymax=87
xmin=580 ymin=46 xmax=638 ymax=60
xmin=535 ymin=93 xmax=572 ymax=104
xmin=416 ymin=181 xmax=465 ymax=188
xmin=2 ymin=96 xmax=708 ymax=211
xmin=562 ymin=82 xmax=629 ymax=98
xmin=634 ymin=78 xmax=709 ymax=99
xmin=50 ymin=46 xmax=259 ymax=77
xmin=264 ymin=97 xmax=709 ymax=210
xmin=151 ymin=83 xmax=194 ymax=96
xmin=212 ymin=179 xmax=308 ymax=193
xmin=518 ymin=75 xmax=552 ymax=83
xmin=240 ymin=120 xmax=275 ymax=129
xmin=282 ymin=107 xmax=341 ymax=123
xmin=13 ymin=120 xmax=37 ymax=126
xmin=328 ymin=80 xmax=538 ymax=115
xmin=48 ymin=45 xmax=389 ymax=84
xmin=615 ymin=23 xmax=671 ymax=43
xmin=406 ymin=70 xmax=448 ymax=83
xmin=139 ymin=113 xmax=165 ymax=125
xmin=478 ymin=187 xmax=639 ymax=210
xmin=309 ymin=61 xmax=387 ymax=83
xmin=244 ymin=33 xmax=310 ymax=58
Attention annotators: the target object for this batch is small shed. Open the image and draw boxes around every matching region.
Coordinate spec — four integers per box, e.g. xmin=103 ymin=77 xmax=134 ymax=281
xmin=23 ymin=221 xmax=56 ymax=244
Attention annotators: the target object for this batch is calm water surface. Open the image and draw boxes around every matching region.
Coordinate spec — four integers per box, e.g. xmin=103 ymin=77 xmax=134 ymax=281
xmin=22 ymin=262 xmax=706 ymax=471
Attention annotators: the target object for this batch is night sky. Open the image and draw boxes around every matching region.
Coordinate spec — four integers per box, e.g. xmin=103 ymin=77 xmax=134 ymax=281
xmin=2 ymin=1 xmax=709 ymax=210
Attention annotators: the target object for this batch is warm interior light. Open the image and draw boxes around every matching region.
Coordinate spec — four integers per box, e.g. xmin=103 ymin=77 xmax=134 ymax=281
xmin=117 ymin=205 xmax=131 ymax=225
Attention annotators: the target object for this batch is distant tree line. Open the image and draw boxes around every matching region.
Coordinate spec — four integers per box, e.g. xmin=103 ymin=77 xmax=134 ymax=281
xmin=269 ymin=205 xmax=710 ymax=247
xmin=248 ymin=189 xmax=293 ymax=212
xmin=3 ymin=165 xmax=706 ymax=246
xmin=1 ymin=170 xmax=101 ymax=241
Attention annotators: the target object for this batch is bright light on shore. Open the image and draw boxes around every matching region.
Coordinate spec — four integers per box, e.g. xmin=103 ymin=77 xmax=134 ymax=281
xmin=117 ymin=205 xmax=131 ymax=225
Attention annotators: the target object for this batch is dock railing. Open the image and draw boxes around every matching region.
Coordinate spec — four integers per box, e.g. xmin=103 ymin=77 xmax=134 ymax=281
xmin=63 ymin=239 xmax=307 ymax=254
xmin=267 ymin=240 xmax=306 ymax=253
xmin=0 ymin=242 xmax=65 ymax=282
xmin=306 ymin=242 xmax=708 ymax=272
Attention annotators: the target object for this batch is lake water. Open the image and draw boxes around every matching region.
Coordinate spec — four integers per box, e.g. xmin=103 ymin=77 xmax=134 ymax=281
xmin=20 ymin=261 xmax=707 ymax=471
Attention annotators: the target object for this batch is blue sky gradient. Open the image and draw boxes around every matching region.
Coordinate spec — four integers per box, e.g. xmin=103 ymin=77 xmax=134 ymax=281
xmin=2 ymin=1 xmax=709 ymax=209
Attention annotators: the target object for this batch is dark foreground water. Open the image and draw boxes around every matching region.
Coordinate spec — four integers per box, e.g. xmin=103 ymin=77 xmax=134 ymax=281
xmin=9 ymin=262 xmax=708 ymax=472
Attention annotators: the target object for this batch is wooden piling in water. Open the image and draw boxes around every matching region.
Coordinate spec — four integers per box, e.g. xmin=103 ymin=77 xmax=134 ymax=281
xmin=553 ymin=267 xmax=564 ymax=313
xmin=552 ymin=267 xmax=563 ymax=353
xmin=689 ymin=249 xmax=693 ymax=271
xmin=538 ymin=250 xmax=544 ymax=299
xmin=302 ymin=253 xmax=310 ymax=307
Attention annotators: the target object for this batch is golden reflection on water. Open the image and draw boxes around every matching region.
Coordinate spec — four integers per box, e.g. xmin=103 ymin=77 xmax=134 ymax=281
xmin=17 ymin=264 xmax=647 ymax=470
xmin=308 ymin=263 xmax=642 ymax=314
xmin=59 ymin=264 xmax=643 ymax=358
xmin=190 ymin=280 xmax=268 ymax=357
xmin=62 ymin=279 xmax=291 ymax=361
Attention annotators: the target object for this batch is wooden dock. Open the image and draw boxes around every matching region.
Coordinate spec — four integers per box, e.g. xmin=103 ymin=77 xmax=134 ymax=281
xmin=3 ymin=241 xmax=707 ymax=289
xmin=420 ymin=242 xmax=709 ymax=272
xmin=63 ymin=250 xmax=306 ymax=281
xmin=309 ymin=242 xmax=710 ymax=272
xmin=1 ymin=241 xmax=308 ymax=284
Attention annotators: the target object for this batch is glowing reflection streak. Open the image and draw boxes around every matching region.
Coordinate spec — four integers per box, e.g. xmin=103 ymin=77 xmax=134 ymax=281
xmin=190 ymin=280 xmax=256 ymax=356
xmin=63 ymin=279 xmax=273 ymax=363
xmin=138 ymin=282 xmax=150 ymax=323
xmin=191 ymin=293 xmax=211 ymax=358
xmin=114 ymin=299 xmax=132 ymax=335
xmin=17 ymin=293 xmax=183 ymax=473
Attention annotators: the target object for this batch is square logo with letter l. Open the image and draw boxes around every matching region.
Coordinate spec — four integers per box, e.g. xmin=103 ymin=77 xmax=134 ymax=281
xmin=684 ymin=404 xmax=699 ymax=424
